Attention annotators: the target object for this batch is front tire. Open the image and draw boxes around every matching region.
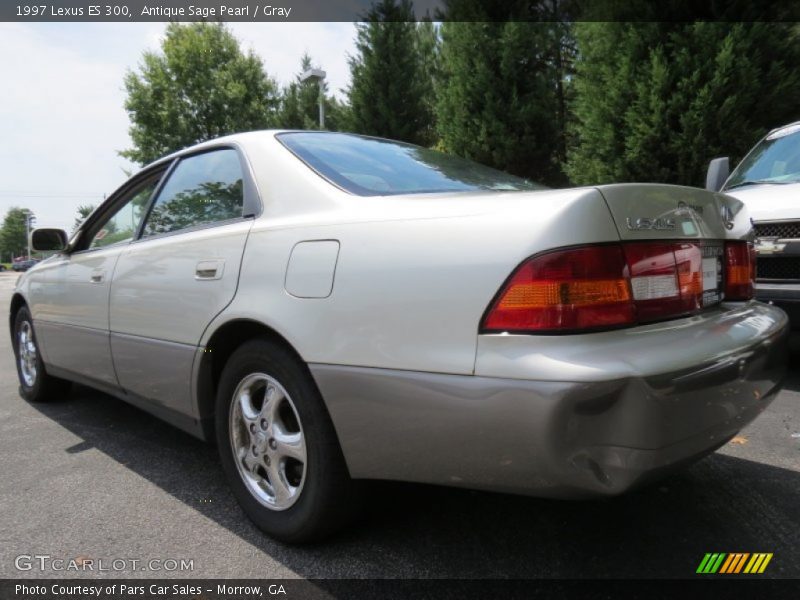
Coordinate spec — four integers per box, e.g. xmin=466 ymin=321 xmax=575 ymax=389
xmin=215 ymin=338 xmax=360 ymax=542
xmin=13 ymin=306 xmax=71 ymax=402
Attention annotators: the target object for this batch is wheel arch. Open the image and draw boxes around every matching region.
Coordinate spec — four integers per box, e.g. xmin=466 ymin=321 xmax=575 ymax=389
xmin=9 ymin=293 xmax=27 ymax=339
xmin=195 ymin=318 xmax=311 ymax=441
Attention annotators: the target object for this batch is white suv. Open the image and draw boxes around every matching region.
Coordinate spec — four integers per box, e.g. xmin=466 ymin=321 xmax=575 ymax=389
xmin=707 ymin=122 xmax=800 ymax=326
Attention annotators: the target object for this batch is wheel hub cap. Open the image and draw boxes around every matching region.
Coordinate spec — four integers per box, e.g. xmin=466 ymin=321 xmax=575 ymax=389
xmin=18 ymin=321 xmax=37 ymax=388
xmin=229 ymin=373 xmax=307 ymax=511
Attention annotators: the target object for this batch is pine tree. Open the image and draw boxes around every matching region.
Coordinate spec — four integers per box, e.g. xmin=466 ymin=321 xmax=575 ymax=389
xmin=436 ymin=20 xmax=570 ymax=185
xmin=346 ymin=0 xmax=434 ymax=144
xmin=414 ymin=18 xmax=440 ymax=146
xmin=279 ymin=53 xmax=347 ymax=131
xmin=567 ymin=21 xmax=800 ymax=186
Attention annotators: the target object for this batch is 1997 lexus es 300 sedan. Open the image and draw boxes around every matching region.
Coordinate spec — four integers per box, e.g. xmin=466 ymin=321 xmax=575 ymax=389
xmin=12 ymin=131 xmax=788 ymax=542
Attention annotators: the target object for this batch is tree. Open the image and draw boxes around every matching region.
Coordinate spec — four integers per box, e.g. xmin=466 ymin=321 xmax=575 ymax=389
xmin=73 ymin=204 xmax=96 ymax=231
xmin=0 ymin=207 xmax=32 ymax=260
xmin=436 ymin=16 xmax=572 ymax=185
xmin=121 ymin=22 xmax=280 ymax=165
xmin=278 ymin=53 xmax=348 ymax=131
xmin=415 ymin=18 xmax=440 ymax=146
xmin=346 ymin=0 xmax=435 ymax=145
xmin=567 ymin=20 xmax=800 ymax=186
xmin=144 ymin=181 xmax=242 ymax=236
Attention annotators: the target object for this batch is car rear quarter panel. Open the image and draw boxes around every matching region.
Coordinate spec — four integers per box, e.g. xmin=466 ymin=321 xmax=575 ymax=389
xmin=205 ymin=184 xmax=620 ymax=375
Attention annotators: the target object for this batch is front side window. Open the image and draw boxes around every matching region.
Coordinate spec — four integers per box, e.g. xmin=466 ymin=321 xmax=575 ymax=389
xmin=278 ymin=132 xmax=545 ymax=196
xmin=89 ymin=179 xmax=157 ymax=249
xmin=141 ymin=149 xmax=244 ymax=238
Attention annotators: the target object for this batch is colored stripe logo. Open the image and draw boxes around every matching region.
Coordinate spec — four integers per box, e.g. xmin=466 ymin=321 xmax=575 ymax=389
xmin=696 ymin=553 xmax=773 ymax=574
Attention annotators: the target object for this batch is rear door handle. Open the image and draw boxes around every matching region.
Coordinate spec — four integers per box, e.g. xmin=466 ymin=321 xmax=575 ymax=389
xmin=195 ymin=259 xmax=225 ymax=281
xmin=90 ymin=269 xmax=105 ymax=283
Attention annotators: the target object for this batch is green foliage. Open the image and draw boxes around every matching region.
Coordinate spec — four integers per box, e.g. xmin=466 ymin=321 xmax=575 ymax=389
xmin=346 ymin=0 xmax=436 ymax=145
xmin=567 ymin=21 xmax=800 ymax=186
xmin=73 ymin=204 xmax=95 ymax=232
xmin=91 ymin=184 xmax=153 ymax=248
xmin=0 ymin=207 xmax=32 ymax=259
xmin=415 ymin=19 xmax=440 ymax=146
xmin=144 ymin=180 xmax=242 ymax=236
xmin=121 ymin=23 xmax=280 ymax=165
xmin=278 ymin=53 xmax=348 ymax=131
xmin=436 ymin=19 xmax=573 ymax=185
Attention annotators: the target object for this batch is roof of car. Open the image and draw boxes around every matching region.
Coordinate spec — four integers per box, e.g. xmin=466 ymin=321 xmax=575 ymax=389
xmin=141 ymin=129 xmax=299 ymax=171
xmin=139 ymin=130 xmax=403 ymax=174
xmin=767 ymin=121 xmax=800 ymax=138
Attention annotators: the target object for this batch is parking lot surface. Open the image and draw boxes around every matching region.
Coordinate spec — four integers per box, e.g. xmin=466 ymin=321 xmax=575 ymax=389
xmin=0 ymin=271 xmax=798 ymax=579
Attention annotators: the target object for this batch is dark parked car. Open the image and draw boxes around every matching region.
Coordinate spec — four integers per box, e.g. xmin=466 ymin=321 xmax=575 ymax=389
xmin=12 ymin=259 xmax=39 ymax=272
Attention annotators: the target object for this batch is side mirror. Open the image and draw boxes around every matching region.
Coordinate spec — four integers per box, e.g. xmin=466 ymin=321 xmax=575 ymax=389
xmin=31 ymin=228 xmax=68 ymax=252
xmin=706 ymin=157 xmax=730 ymax=192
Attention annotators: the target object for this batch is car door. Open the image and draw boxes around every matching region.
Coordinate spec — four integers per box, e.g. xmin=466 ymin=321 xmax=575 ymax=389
xmin=32 ymin=169 xmax=165 ymax=388
xmin=109 ymin=146 xmax=257 ymax=417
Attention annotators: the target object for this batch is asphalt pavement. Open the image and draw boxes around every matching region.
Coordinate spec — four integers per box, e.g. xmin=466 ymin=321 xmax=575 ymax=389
xmin=0 ymin=271 xmax=798 ymax=580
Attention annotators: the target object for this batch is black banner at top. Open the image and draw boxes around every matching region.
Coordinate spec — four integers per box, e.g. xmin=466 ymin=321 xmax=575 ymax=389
xmin=4 ymin=0 xmax=417 ymax=22
xmin=2 ymin=0 xmax=800 ymax=22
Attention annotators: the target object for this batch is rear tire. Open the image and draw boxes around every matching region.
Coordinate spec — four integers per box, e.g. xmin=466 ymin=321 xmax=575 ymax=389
xmin=13 ymin=306 xmax=71 ymax=402
xmin=215 ymin=337 xmax=361 ymax=543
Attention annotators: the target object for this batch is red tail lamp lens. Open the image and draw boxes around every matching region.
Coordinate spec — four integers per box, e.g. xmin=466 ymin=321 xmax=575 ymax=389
xmin=624 ymin=243 xmax=682 ymax=321
xmin=481 ymin=241 xmax=728 ymax=334
xmin=481 ymin=245 xmax=634 ymax=332
xmin=725 ymin=241 xmax=755 ymax=300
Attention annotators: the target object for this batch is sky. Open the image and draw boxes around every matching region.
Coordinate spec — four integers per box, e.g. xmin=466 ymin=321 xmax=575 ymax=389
xmin=0 ymin=22 xmax=356 ymax=232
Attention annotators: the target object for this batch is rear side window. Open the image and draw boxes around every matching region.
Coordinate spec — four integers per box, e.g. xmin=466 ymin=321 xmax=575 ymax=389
xmin=141 ymin=149 xmax=244 ymax=238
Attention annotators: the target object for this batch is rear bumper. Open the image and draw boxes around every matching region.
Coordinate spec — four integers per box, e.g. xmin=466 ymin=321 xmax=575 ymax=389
xmin=311 ymin=302 xmax=789 ymax=498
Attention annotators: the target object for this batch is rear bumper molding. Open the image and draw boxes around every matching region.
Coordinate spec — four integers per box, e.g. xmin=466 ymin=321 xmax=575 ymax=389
xmin=310 ymin=303 xmax=788 ymax=498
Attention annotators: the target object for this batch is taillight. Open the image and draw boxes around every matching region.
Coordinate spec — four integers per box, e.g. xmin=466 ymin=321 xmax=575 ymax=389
xmin=625 ymin=243 xmax=684 ymax=321
xmin=725 ymin=241 xmax=755 ymax=300
xmin=480 ymin=245 xmax=634 ymax=332
xmin=481 ymin=240 xmax=736 ymax=334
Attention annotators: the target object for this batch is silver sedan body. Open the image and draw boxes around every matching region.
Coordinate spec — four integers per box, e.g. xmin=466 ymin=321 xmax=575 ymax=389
xmin=12 ymin=131 xmax=788 ymax=502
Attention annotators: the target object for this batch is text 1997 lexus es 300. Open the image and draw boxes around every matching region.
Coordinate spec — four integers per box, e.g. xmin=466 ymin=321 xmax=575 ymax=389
xmin=12 ymin=131 xmax=788 ymax=542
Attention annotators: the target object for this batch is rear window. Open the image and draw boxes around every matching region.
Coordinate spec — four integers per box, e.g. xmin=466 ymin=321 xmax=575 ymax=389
xmin=277 ymin=132 xmax=545 ymax=196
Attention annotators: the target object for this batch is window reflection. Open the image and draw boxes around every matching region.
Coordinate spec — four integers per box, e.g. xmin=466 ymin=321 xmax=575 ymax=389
xmin=142 ymin=149 xmax=244 ymax=237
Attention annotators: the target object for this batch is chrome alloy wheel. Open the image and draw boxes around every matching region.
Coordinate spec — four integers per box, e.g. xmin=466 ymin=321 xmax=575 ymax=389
xmin=229 ymin=373 xmax=307 ymax=511
xmin=18 ymin=321 xmax=38 ymax=388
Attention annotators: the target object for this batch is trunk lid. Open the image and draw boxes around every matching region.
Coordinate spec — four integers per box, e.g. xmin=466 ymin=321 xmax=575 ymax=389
xmin=596 ymin=183 xmax=753 ymax=311
xmin=596 ymin=183 xmax=749 ymax=241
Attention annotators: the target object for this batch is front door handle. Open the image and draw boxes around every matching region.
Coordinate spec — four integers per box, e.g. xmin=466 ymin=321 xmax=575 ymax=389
xmin=90 ymin=269 xmax=105 ymax=283
xmin=195 ymin=259 xmax=225 ymax=281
